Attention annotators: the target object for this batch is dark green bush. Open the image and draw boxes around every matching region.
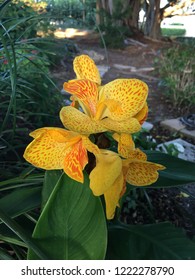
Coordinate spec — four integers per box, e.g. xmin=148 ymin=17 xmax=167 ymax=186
xmin=0 ymin=0 xmax=64 ymax=178
xmin=97 ymin=0 xmax=132 ymax=49
xmin=99 ymin=24 xmax=132 ymax=49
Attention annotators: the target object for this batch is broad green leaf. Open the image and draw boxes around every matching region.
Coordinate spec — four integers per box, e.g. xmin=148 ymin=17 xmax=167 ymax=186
xmin=28 ymin=172 xmax=107 ymax=260
xmin=42 ymin=170 xmax=62 ymax=208
xmin=0 ymin=187 xmax=41 ymax=222
xmin=107 ymin=222 xmax=195 ymax=260
xmin=146 ymin=151 xmax=195 ymax=187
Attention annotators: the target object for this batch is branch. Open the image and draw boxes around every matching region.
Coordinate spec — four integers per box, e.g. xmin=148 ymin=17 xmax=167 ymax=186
xmin=163 ymin=0 xmax=195 ymax=18
xmin=161 ymin=0 xmax=179 ymax=11
xmin=166 ymin=12 xmax=195 ymax=17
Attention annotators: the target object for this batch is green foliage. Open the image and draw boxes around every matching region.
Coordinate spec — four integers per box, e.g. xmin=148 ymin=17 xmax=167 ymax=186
xmin=1 ymin=0 xmax=48 ymax=40
xmin=0 ymin=170 xmax=45 ymax=259
xmin=28 ymin=171 xmax=107 ymax=260
xmin=161 ymin=27 xmax=186 ymax=37
xmin=0 ymin=0 xmax=64 ymax=180
xmin=107 ymin=222 xmax=195 ymax=259
xmin=158 ymin=143 xmax=180 ymax=157
xmin=133 ymin=130 xmax=157 ymax=150
xmin=156 ymin=44 xmax=195 ymax=113
xmin=98 ymin=0 xmax=132 ymax=49
xmin=170 ymin=23 xmax=184 ymax=26
xmin=146 ymin=151 xmax=195 ymax=188
xmin=100 ymin=24 xmax=131 ymax=49
xmin=47 ymin=0 xmax=96 ymax=27
xmin=176 ymin=37 xmax=195 ymax=48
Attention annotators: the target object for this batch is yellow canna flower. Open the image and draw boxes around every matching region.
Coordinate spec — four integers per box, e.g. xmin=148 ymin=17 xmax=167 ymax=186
xmin=89 ymin=149 xmax=165 ymax=219
xmin=61 ymin=55 xmax=148 ymax=137
xmin=23 ymin=127 xmax=99 ymax=183
xmin=23 ymin=54 xmax=164 ymax=221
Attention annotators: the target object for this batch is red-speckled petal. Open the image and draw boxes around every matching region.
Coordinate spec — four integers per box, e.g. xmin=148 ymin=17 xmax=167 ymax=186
xmin=101 ymin=117 xmax=141 ymax=133
xmin=113 ymin=133 xmax=135 ymax=158
xmin=63 ymin=140 xmax=88 ymax=183
xmin=126 ymin=161 xmax=165 ymax=186
xmin=29 ymin=127 xmax=71 ymax=139
xmin=60 ymin=106 xmax=106 ymax=134
xmin=73 ymin=54 xmax=101 ymax=85
xmin=128 ymin=148 xmax=147 ymax=161
xmin=24 ymin=128 xmax=80 ymax=170
xmin=100 ymin=79 xmax=148 ymax=121
xmin=64 ymin=79 xmax=99 ymax=117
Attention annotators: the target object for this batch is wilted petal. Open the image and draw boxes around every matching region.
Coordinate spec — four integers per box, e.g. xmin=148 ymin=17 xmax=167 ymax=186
xmin=73 ymin=54 xmax=101 ymax=85
xmin=24 ymin=128 xmax=79 ymax=170
xmin=99 ymin=79 xmax=148 ymax=121
xmin=60 ymin=106 xmax=106 ymax=134
xmin=89 ymin=150 xmax=122 ymax=196
xmin=126 ymin=161 xmax=165 ymax=186
xmin=104 ymin=171 xmax=124 ymax=219
xmin=101 ymin=117 xmax=141 ymax=133
xmin=63 ymin=79 xmax=99 ymax=117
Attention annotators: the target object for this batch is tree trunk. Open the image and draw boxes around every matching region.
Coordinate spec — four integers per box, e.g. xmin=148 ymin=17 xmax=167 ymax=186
xmin=96 ymin=0 xmax=103 ymax=25
xmin=96 ymin=0 xmax=113 ymax=25
xmin=82 ymin=0 xmax=86 ymax=22
xmin=122 ymin=0 xmax=141 ymax=30
xmin=144 ymin=0 xmax=162 ymax=39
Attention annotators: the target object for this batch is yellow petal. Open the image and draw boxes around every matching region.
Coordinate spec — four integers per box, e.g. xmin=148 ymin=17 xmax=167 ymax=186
xmin=24 ymin=128 xmax=77 ymax=170
xmin=89 ymin=150 xmax=122 ymax=196
xmin=73 ymin=54 xmax=101 ymax=85
xmin=101 ymin=117 xmax=141 ymax=133
xmin=63 ymin=140 xmax=88 ymax=183
xmin=126 ymin=161 xmax=165 ymax=186
xmin=81 ymin=135 xmax=100 ymax=156
xmin=113 ymin=133 xmax=135 ymax=158
xmin=104 ymin=171 xmax=124 ymax=219
xmin=135 ymin=102 xmax=148 ymax=124
xmin=99 ymin=79 xmax=148 ymax=121
xmin=63 ymin=79 xmax=99 ymax=117
xmin=29 ymin=127 xmax=71 ymax=139
xmin=101 ymin=99 xmax=123 ymax=119
xmin=60 ymin=106 xmax=107 ymax=134
xmin=128 ymin=148 xmax=147 ymax=161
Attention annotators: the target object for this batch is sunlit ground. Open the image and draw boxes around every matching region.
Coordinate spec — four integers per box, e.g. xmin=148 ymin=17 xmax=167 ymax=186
xmin=54 ymin=28 xmax=89 ymax=39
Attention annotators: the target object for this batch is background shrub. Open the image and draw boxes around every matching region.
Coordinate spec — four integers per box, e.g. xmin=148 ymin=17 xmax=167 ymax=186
xmin=156 ymin=44 xmax=195 ymax=114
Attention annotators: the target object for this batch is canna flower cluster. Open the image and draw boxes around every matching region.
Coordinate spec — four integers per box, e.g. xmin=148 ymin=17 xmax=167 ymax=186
xmin=24 ymin=54 xmax=165 ymax=219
